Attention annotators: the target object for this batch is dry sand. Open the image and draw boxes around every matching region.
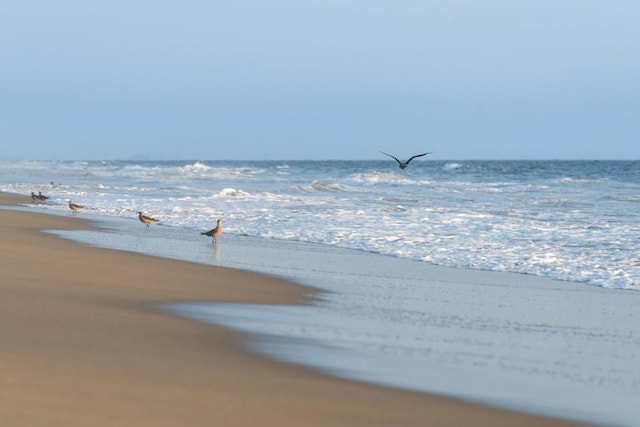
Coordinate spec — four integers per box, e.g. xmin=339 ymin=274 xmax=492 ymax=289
xmin=0 ymin=192 xmax=585 ymax=426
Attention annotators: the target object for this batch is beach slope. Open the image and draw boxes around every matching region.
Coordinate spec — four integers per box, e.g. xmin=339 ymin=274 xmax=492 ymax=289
xmin=0 ymin=193 xmax=584 ymax=426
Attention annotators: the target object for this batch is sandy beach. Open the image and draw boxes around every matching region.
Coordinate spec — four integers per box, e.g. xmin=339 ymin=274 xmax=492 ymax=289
xmin=0 ymin=192 xmax=585 ymax=427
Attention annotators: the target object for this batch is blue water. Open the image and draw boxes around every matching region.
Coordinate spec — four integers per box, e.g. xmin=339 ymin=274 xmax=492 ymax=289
xmin=2 ymin=159 xmax=639 ymax=289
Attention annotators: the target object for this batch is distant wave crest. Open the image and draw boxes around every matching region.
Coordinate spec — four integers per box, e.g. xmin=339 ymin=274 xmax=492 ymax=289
xmin=348 ymin=172 xmax=429 ymax=185
xmin=555 ymin=177 xmax=609 ymax=185
xmin=216 ymin=188 xmax=251 ymax=198
xmin=180 ymin=161 xmax=213 ymax=176
xmin=292 ymin=181 xmax=353 ymax=192
xmin=443 ymin=162 xmax=463 ymax=171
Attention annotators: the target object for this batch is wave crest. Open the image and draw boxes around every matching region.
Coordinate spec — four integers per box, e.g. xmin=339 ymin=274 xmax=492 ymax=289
xmin=217 ymin=188 xmax=251 ymax=198
xmin=349 ymin=172 xmax=429 ymax=185
xmin=443 ymin=162 xmax=463 ymax=171
xmin=292 ymin=181 xmax=353 ymax=192
xmin=180 ymin=161 xmax=213 ymax=176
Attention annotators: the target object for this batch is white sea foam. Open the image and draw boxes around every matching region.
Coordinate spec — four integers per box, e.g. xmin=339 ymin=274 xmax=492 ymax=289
xmin=2 ymin=160 xmax=639 ymax=290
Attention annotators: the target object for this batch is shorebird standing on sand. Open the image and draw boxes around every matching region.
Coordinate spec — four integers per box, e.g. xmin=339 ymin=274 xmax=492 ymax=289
xmin=68 ymin=200 xmax=84 ymax=215
xmin=37 ymin=192 xmax=49 ymax=201
xmin=138 ymin=211 xmax=159 ymax=229
xmin=201 ymin=218 xmax=225 ymax=244
xmin=380 ymin=151 xmax=431 ymax=169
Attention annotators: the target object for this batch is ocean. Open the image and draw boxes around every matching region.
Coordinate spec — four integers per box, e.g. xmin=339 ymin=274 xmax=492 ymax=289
xmin=2 ymin=159 xmax=640 ymax=425
xmin=1 ymin=159 xmax=639 ymax=290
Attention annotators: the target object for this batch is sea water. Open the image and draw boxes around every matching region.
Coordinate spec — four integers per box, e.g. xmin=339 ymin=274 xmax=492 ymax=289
xmin=2 ymin=160 xmax=640 ymax=425
xmin=1 ymin=159 xmax=639 ymax=290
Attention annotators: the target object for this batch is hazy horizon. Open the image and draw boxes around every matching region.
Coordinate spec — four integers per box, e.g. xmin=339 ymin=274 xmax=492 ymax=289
xmin=3 ymin=157 xmax=639 ymax=163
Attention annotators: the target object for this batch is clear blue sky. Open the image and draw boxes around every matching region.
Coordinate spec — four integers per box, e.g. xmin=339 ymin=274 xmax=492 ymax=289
xmin=1 ymin=1 xmax=638 ymax=160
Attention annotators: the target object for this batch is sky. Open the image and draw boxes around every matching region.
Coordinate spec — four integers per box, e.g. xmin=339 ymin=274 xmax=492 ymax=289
xmin=1 ymin=1 xmax=639 ymax=160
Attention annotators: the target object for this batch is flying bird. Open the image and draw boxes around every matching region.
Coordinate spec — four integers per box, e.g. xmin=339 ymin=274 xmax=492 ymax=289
xmin=68 ymin=200 xmax=84 ymax=215
xmin=201 ymin=218 xmax=225 ymax=244
xmin=380 ymin=151 xmax=431 ymax=169
xmin=138 ymin=211 xmax=159 ymax=229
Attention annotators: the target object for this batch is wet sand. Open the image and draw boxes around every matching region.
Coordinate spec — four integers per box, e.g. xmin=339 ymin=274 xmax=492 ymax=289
xmin=0 ymin=192 xmax=585 ymax=426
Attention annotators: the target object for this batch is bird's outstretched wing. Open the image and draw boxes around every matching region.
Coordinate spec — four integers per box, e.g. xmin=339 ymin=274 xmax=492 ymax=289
xmin=406 ymin=152 xmax=431 ymax=164
xmin=380 ymin=151 xmax=402 ymax=165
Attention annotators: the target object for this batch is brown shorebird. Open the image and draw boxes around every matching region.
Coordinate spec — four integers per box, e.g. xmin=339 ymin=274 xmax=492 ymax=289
xmin=201 ymin=218 xmax=225 ymax=244
xmin=138 ymin=211 xmax=159 ymax=229
xmin=380 ymin=151 xmax=431 ymax=169
xmin=31 ymin=192 xmax=39 ymax=201
xmin=37 ymin=191 xmax=49 ymax=201
xmin=68 ymin=200 xmax=84 ymax=215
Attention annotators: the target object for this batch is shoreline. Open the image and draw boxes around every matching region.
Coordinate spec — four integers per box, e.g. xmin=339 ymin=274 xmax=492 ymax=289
xmin=0 ymin=192 xmax=587 ymax=426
